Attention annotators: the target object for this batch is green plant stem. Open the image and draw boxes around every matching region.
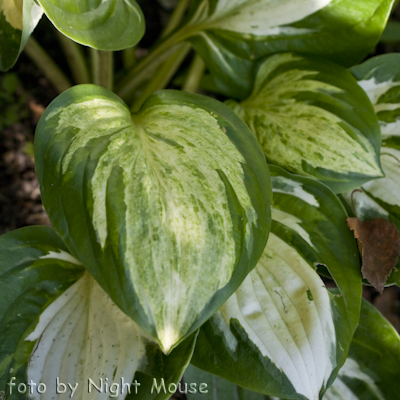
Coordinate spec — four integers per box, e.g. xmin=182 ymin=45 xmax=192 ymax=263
xmin=56 ymin=32 xmax=90 ymax=84
xmin=90 ymin=49 xmax=113 ymax=90
xmin=24 ymin=37 xmax=72 ymax=93
xmin=123 ymin=46 xmax=137 ymax=70
xmin=183 ymin=53 xmax=205 ymax=93
xmin=131 ymin=42 xmax=191 ymax=112
xmin=161 ymin=0 xmax=190 ymax=39
xmin=116 ymin=28 xmax=191 ymax=101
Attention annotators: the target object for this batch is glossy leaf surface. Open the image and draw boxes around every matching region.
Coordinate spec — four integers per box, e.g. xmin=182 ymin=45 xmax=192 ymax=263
xmin=324 ymin=299 xmax=400 ymax=400
xmin=228 ymin=53 xmax=383 ymax=193
xmin=37 ymin=0 xmax=145 ymax=50
xmin=191 ymin=166 xmax=362 ymax=400
xmin=0 ymin=0 xmax=43 ymax=71
xmin=184 ymin=0 xmax=394 ymax=98
xmin=0 ymin=226 xmax=84 ymax=399
xmin=26 ymin=272 xmax=197 ymax=400
xmin=342 ymin=54 xmax=400 ymax=285
xmin=35 ymin=84 xmax=272 ymax=354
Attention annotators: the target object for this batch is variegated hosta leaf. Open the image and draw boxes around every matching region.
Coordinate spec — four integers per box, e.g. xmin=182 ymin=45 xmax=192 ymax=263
xmin=183 ymin=0 xmax=394 ymax=98
xmin=351 ymin=53 xmax=400 ymax=140
xmin=34 ymin=84 xmax=272 ymax=354
xmin=0 ymin=226 xmax=84 ymax=397
xmin=36 ymin=0 xmax=145 ymax=50
xmin=0 ymin=0 xmax=43 ymax=71
xmin=25 ymin=272 xmax=197 ymax=400
xmin=324 ymin=298 xmax=400 ymax=400
xmin=191 ymin=166 xmax=362 ymax=400
xmin=227 ymin=53 xmax=383 ymax=193
xmin=341 ymin=54 xmax=400 ymax=284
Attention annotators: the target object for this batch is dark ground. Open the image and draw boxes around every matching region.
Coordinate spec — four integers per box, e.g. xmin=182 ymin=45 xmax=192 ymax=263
xmin=1 ymin=2 xmax=400 ymax=398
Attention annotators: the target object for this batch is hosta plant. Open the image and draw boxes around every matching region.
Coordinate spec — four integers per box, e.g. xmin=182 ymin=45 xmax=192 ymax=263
xmin=1 ymin=0 xmax=400 ymax=399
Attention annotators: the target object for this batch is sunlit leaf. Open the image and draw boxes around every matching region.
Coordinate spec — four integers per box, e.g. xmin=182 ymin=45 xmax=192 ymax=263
xmin=182 ymin=0 xmax=394 ymax=97
xmin=37 ymin=0 xmax=145 ymax=50
xmin=191 ymin=166 xmax=362 ymax=400
xmin=227 ymin=53 xmax=383 ymax=193
xmin=0 ymin=0 xmax=43 ymax=71
xmin=34 ymin=84 xmax=272 ymax=354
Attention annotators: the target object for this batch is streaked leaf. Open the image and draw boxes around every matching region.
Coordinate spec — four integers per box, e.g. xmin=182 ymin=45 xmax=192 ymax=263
xmin=34 ymin=84 xmax=272 ymax=354
xmin=37 ymin=0 xmax=145 ymax=50
xmin=227 ymin=53 xmax=383 ymax=193
xmin=183 ymin=0 xmax=394 ymax=98
xmin=191 ymin=166 xmax=362 ymax=400
xmin=342 ymin=54 xmax=400 ymax=285
xmin=25 ymin=272 xmax=197 ymax=400
xmin=0 ymin=0 xmax=43 ymax=71
xmin=351 ymin=53 xmax=400 ymax=140
xmin=184 ymin=364 xmax=270 ymax=400
xmin=324 ymin=298 xmax=400 ymax=400
xmin=0 ymin=226 xmax=84 ymax=399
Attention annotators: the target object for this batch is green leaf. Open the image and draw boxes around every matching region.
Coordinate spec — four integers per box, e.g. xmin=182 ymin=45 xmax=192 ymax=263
xmin=24 ymin=272 xmax=197 ymax=400
xmin=184 ymin=364 xmax=270 ymax=400
xmin=184 ymin=0 xmax=394 ymax=98
xmin=191 ymin=166 xmax=362 ymax=400
xmin=350 ymin=53 xmax=400 ymax=141
xmin=324 ymin=299 xmax=400 ymax=400
xmin=227 ymin=53 xmax=383 ymax=193
xmin=36 ymin=0 xmax=145 ymax=51
xmin=342 ymin=54 xmax=400 ymax=284
xmin=34 ymin=84 xmax=272 ymax=354
xmin=0 ymin=226 xmax=84 ymax=399
xmin=0 ymin=0 xmax=43 ymax=71
xmin=379 ymin=20 xmax=400 ymax=42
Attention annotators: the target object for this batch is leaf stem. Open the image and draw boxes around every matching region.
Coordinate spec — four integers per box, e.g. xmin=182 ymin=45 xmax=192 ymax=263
xmin=90 ymin=49 xmax=113 ymax=90
xmin=161 ymin=0 xmax=190 ymax=39
xmin=123 ymin=46 xmax=137 ymax=70
xmin=183 ymin=53 xmax=205 ymax=93
xmin=115 ymin=28 xmax=192 ymax=101
xmin=24 ymin=37 xmax=72 ymax=93
xmin=56 ymin=32 xmax=90 ymax=84
xmin=131 ymin=42 xmax=191 ymax=112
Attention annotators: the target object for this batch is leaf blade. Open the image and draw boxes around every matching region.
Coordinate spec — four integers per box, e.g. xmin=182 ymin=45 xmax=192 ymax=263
xmin=34 ymin=84 xmax=272 ymax=353
xmin=191 ymin=166 xmax=362 ymax=399
xmin=36 ymin=0 xmax=145 ymax=50
xmin=230 ymin=53 xmax=383 ymax=193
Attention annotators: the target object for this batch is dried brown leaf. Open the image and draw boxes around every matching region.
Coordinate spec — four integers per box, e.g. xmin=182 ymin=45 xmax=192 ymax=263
xmin=347 ymin=217 xmax=400 ymax=294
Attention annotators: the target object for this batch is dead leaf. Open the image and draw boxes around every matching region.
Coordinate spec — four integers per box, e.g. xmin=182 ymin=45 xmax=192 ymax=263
xmin=347 ymin=217 xmax=400 ymax=294
xmin=29 ymin=100 xmax=45 ymax=124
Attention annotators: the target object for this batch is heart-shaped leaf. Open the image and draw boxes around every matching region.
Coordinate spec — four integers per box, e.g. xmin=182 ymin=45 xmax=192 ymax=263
xmin=37 ymin=0 xmax=145 ymax=50
xmin=0 ymin=0 xmax=43 ymax=71
xmin=191 ymin=166 xmax=362 ymax=400
xmin=34 ymin=84 xmax=272 ymax=354
xmin=183 ymin=0 xmax=394 ymax=97
xmin=25 ymin=272 xmax=197 ymax=400
xmin=227 ymin=53 xmax=383 ymax=193
xmin=324 ymin=298 xmax=400 ymax=400
xmin=342 ymin=54 xmax=400 ymax=285
xmin=0 ymin=226 xmax=84 ymax=396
